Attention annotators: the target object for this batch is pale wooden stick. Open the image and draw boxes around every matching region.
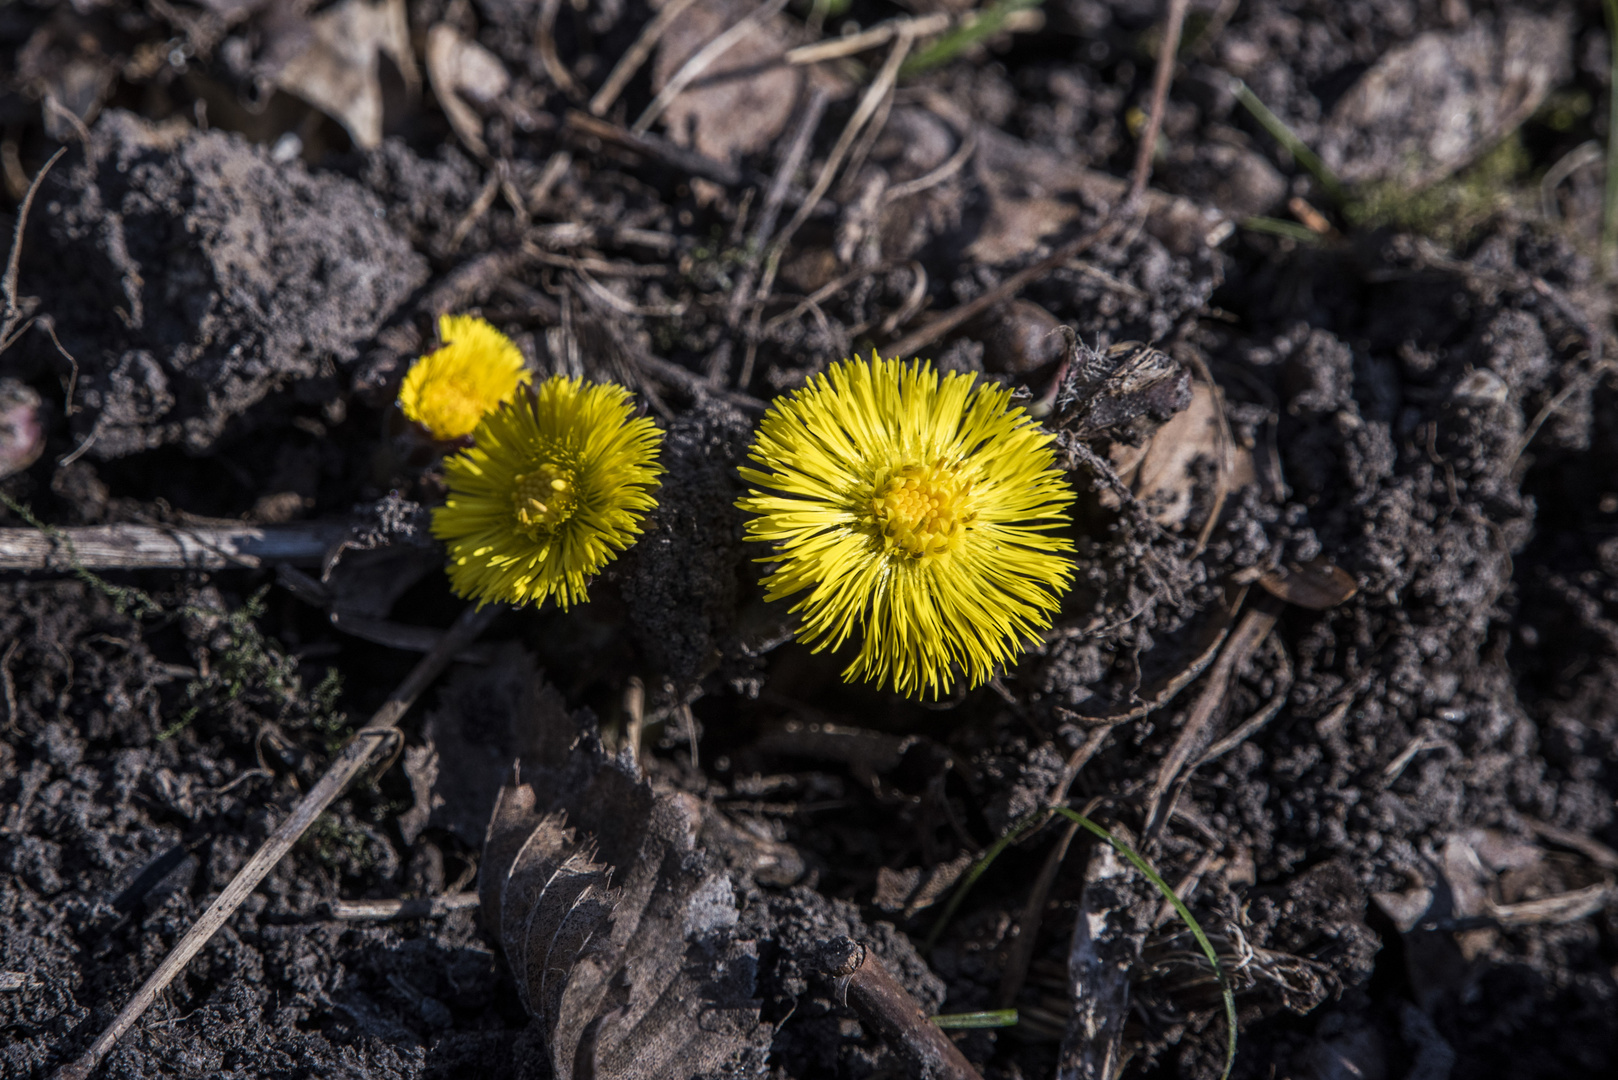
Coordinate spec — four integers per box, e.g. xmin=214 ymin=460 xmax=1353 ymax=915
xmin=785 ymin=12 xmax=952 ymax=65
xmin=0 ymin=523 xmax=346 ymax=570
xmin=53 ymin=602 xmax=502 ymax=1080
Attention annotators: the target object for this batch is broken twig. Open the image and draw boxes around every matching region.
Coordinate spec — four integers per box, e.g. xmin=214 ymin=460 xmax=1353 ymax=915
xmin=813 ymin=936 xmax=985 ymax=1080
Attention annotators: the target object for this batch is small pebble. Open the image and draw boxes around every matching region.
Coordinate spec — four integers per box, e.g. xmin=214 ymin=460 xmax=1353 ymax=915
xmin=0 ymin=378 xmax=44 ymax=479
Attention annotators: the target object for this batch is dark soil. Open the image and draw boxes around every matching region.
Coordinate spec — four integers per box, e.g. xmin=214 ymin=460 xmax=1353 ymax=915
xmin=4 ymin=1 xmax=1618 ymax=1079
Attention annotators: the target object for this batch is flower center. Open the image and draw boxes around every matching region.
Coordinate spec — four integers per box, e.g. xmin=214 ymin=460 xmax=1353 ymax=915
xmin=866 ymin=463 xmax=976 ymax=558
xmin=512 ymin=462 xmax=578 ymax=537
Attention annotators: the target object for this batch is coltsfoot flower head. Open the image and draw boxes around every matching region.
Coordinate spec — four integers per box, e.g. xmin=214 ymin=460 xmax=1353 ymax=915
xmin=399 ymin=314 xmax=531 ymax=441
xmin=737 ymin=355 xmax=1076 ymax=698
xmin=432 ymin=375 xmax=663 ymax=608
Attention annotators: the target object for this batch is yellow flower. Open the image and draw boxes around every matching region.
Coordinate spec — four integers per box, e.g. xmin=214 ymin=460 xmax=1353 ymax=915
xmin=432 ymin=376 xmax=663 ymax=608
xmin=737 ymin=355 xmax=1076 ymax=698
xmin=399 ymin=314 xmax=531 ymax=440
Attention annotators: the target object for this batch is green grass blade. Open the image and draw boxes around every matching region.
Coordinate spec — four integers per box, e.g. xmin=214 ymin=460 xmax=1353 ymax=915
xmin=1230 ymin=78 xmax=1347 ymax=206
xmin=1051 ymin=807 xmax=1238 ymax=1080
xmin=1241 ymin=216 xmax=1323 ymax=243
xmin=930 ymin=1009 xmax=1019 ymax=1029
xmin=900 ymin=0 xmax=1043 ymax=79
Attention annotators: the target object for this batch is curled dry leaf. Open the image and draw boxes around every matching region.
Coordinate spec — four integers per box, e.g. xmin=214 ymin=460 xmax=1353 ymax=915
xmin=425 ymin=24 xmax=511 ymax=158
xmin=1057 ymin=341 xmax=1191 ymax=444
xmin=480 ymin=707 xmax=771 ymax=1079
xmin=275 ymin=0 xmax=419 ymax=150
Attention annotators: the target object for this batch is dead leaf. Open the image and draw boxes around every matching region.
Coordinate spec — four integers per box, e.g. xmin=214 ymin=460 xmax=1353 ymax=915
xmin=1058 ymin=341 xmax=1192 ymax=444
xmin=400 ymin=645 xmax=559 ymax=848
xmin=275 ymin=0 xmax=419 ymax=150
xmin=1258 ymin=559 xmax=1358 ymax=611
xmin=872 ymin=853 xmax=971 ymax=917
xmin=425 ymin=23 xmax=511 ymax=158
xmin=1318 ymin=10 xmax=1573 ymax=190
xmin=1108 ymin=379 xmax=1254 ymax=530
xmin=480 ymin=683 xmax=772 ymax=1079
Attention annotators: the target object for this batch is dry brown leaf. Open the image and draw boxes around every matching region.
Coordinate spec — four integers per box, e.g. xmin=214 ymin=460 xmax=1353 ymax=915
xmin=480 ymin=684 xmax=771 ymax=1079
xmin=275 ymin=0 xmax=419 ymax=150
xmin=651 ymin=0 xmax=807 ymax=166
xmin=1108 ymin=379 xmax=1253 ymax=530
xmin=425 ymin=23 xmax=511 ymax=158
xmin=1258 ymin=558 xmax=1358 ymax=611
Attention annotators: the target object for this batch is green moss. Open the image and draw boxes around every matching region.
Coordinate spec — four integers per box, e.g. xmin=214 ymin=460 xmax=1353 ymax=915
xmin=1345 ymin=134 xmax=1531 ymax=245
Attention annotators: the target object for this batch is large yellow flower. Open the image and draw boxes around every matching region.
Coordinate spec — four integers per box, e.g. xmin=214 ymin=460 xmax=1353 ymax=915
xmin=432 ymin=376 xmax=663 ymax=608
xmin=399 ymin=314 xmax=531 ymax=440
xmin=737 ymin=355 xmax=1076 ymax=697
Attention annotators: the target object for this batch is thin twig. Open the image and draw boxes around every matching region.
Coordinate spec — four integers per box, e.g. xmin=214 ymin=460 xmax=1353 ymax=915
xmin=762 ymin=261 xmax=900 ymax=334
xmin=35 ymin=316 xmax=80 ymax=414
xmin=1142 ymin=596 xmax=1282 ymax=842
xmin=1182 ymin=352 xmax=1236 ymax=557
xmin=738 ymin=31 xmax=914 ymax=383
xmin=722 ymin=86 xmax=830 ymax=387
xmin=1602 ymin=0 xmax=1618 ymax=265
xmin=590 ymin=0 xmax=703 ymax=117
xmin=323 ymin=893 xmax=481 ymax=921
xmin=1509 ymin=360 xmax=1618 ymax=470
xmin=448 ymin=172 xmax=501 ymax=253
xmin=527 ymin=149 xmax=572 ymax=213
xmin=1126 ymin=0 xmax=1191 ymax=212
xmin=883 ymin=127 xmax=977 ymax=203
xmin=0 ymin=639 xmax=17 ymax=730
xmin=1193 ymin=652 xmax=1291 ymax=769
xmin=536 ymin=0 xmax=583 ymax=99
xmin=566 ymin=110 xmax=745 ymax=187
xmin=885 ymin=218 xmax=1122 ymax=360
xmin=54 ymin=602 xmax=501 ymax=1080
xmin=632 ymin=0 xmax=793 ymax=135
xmin=786 ymin=12 xmax=952 ymax=65
xmin=0 ymin=147 xmax=67 ymax=355
xmin=754 ymin=28 xmax=916 ymax=313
